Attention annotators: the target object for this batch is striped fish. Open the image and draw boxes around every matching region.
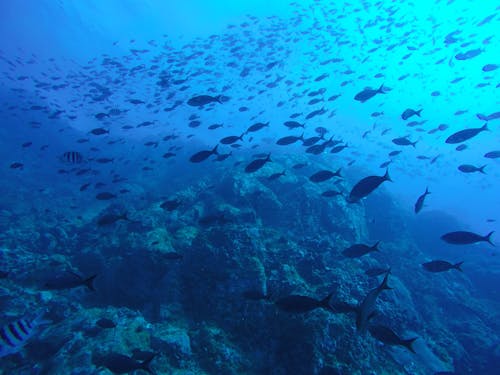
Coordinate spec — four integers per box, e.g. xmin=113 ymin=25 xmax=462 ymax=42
xmin=0 ymin=312 xmax=48 ymax=358
xmin=61 ymin=151 xmax=83 ymax=163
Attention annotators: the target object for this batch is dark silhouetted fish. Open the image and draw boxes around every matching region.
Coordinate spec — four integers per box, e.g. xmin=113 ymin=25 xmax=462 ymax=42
xmin=61 ymin=151 xmax=83 ymax=163
xmin=284 ymin=121 xmax=304 ymax=129
xmin=401 ymin=108 xmax=422 ymax=120
xmin=321 ymin=190 xmax=342 ymax=197
xmin=97 ymin=213 xmax=129 ymax=226
xmin=245 ymin=153 xmax=271 ymax=173
xmin=187 ymin=95 xmax=222 ymax=107
xmin=93 ymin=352 xmax=156 ymax=374
xmin=343 ymin=241 xmax=380 ymax=258
xmin=458 ymin=164 xmax=486 ymax=174
xmin=214 ymin=151 xmax=232 ymax=161
xmin=220 ymin=134 xmax=244 ymax=144
xmin=455 ymin=48 xmax=482 ymax=60
xmin=348 ymin=169 xmax=391 ymax=203
xmin=246 ymin=122 xmax=269 ymax=133
xmin=10 ymin=162 xmax=23 ymax=169
xmin=302 ymin=136 xmax=323 ymax=146
xmin=484 ymin=150 xmax=500 ymax=159
xmin=309 ymin=169 xmax=342 ymax=183
xmin=208 ymin=123 xmax=223 ymax=130
xmin=0 ymin=311 xmax=48 ymax=358
xmin=90 ymin=128 xmax=109 ymax=135
xmin=189 ymin=145 xmax=218 ymax=163
xmin=476 ymin=112 xmax=500 ymax=121
xmin=275 ymin=292 xmax=333 ymax=313
xmin=356 ymin=271 xmax=391 ymax=333
xmin=445 ymin=124 xmax=488 ymax=144
xmin=422 ymin=260 xmax=463 ymax=273
xmin=96 ymin=192 xmax=116 ymax=200
xmin=354 ymin=84 xmax=385 ymax=103
xmin=392 ymin=137 xmax=417 ymax=147
xmin=268 ymin=170 xmax=286 ymax=180
xmin=441 ymin=231 xmax=494 ymax=246
xmin=276 ymin=134 xmax=304 ymax=145
xmin=160 ymin=199 xmax=181 ymax=211
xmin=43 ymin=271 xmax=97 ymax=291
xmin=414 ymin=187 xmax=430 ymax=214
xmin=368 ymin=325 xmax=417 ymax=353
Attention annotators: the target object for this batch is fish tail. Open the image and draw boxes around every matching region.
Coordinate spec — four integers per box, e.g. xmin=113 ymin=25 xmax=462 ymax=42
xmin=372 ymin=241 xmax=381 ymax=251
xmin=485 ymin=231 xmax=495 ymax=246
xmin=454 ymin=261 xmax=464 ymax=272
xmin=335 ymin=168 xmax=342 ymax=177
xmin=211 ymin=144 xmax=219 ymax=155
xmin=478 ymin=165 xmax=487 ymax=174
xmin=481 ymin=123 xmax=489 ymax=131
xmin=416 ymin=109 xmax=422 ymax=117
xmin=84 ymin=274 xmax=97 ymax=291
xmin=425 ymin=187 xmax=430 ymax=195
xmin=266 ymin=153 xmax=272 ymax=162
xmin=140 ymin=353 xmax=157 ymax=374
xmin=215 ymin=95 xmax=223 ymax=104
xmin=384 ymin=168 xmax=392 ymax=182
xmin=377 ymin=84 xmax=385 ymax=93
xmin=380 ymin=272 xmax=392 ymax=290
xmin=411 ymin=140 xmax=418 ymax=148
xmin=403 ymin=337 xmax=418 ymax=354
xmin=320 ymin=292 xmax=334 ymax=310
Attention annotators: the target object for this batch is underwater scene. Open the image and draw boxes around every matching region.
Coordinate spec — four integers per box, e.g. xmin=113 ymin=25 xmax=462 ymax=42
xmin=0 ymin=0 xmax=499 ymax=374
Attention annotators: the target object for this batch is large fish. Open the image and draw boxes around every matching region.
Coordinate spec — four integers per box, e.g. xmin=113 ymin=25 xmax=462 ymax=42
xmin=441 ymin=231 xmax=494 ymax=246
xmin=275 ymin=293 xmax=334 ymax=313
xmin=354 ymin=84 xmax=385 ymax=103
xmin=356 ymin=272 xmax=391 ymax=333
xmin=422 ymin=260 xmax=463 ymax=273
xmin=245 ymin=153 xmax=271 ymax=173
xmin=348 ymin=169 xmax=391 ymax=203
xmin=189 ymin=145 xmax=218 ymax=163
xmin=414 ymin=187 xmax=430 ymax=214
xmin=42 ymin=271 xmax=97 ymax=291
xmin=445 ymin=124 xmax=488 ymax=144
xmin=368 ymin=325 xmax=417 ymax=353
xmin=0 ymin=311 xmax=49 ymax=358
xmin=343 ymin=241 xmax=380 ymax=258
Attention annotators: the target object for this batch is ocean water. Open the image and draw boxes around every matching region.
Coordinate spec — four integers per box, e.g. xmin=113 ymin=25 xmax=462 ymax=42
xmin=0 ymin=0 xmax=499 ymax=374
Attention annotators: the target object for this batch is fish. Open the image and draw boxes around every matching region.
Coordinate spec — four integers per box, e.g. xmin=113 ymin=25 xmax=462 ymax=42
xmin=208 ymin=123 xmax=223 ymax=130
xmin=96 ymin=318 xmax=117 ymax=329
xmin=309 ymin=169 xmax=342 ymax=183
xmin=455 ymin=48 xmax=482 ymax=60
xmin=355 ymin=271 xmax=391 ymax=333
xmin=189 ymin=145 xmax=218 ymax=163
xmin=268 ymin=170 xmax=286 ymax=180
xmin=187 ymin=95 xmax=222 ymax=107
xmin=160 ymin=199 xmax=181 ymax=211
xmin=214 ymin=151 xmax=232 ymax=162
xmin=97 ymin=213 xmax=129 ymax=226
xmin=422 ymin=260 xmax=463 ymax=273
xmin=162 ymin=152 xmax=176 ymax=159
xmin=96 ymin=192 xmax=116 ymax=200
xmin=401 ymin=108 xmax=422 ymax=120
xmin=392 ymin=137 xmax=417 ymax=147
xmin=330 ymin=144 xmax=348 ymax=154
xmin=9 ymin=162 xmax=23 ymax=169
xmin=93 ymin=352 xmax=156 ymax=374
xmin=455 ymin=144 xmax=467 ymax=151
xmin=364 ymin=267 xmax=391 ymax=277
xmin=302 ymin=136 xmax=323 ymax=146
xmin=343 ymin=241 xmax=380 ymax=258
xmin=276 ymin=134 xmax=304 ymax=146
xmin=348 ymin=169 xmax=391 ymax=203
xmin=61 ymin=151 xmax=83 ymax=163
xmin=441 ymin=231 xmax=494 ymax=246
xmin=476 ymin=112 xmax=500 ymax=122
xmin=484 ymin=151 xmax=500 ymax=159
xmin=275 ymin=293 xmax=334 ymax=313
xmin=246 ymin=122 xmax=269 ymax=133
xmin=368 ymin=325 xmax=417 ymax=353
xmin=283 ymin=121 xmax=304 ymax=129
xmin=414 ymin=187 xmax=430 ymax=214
xmin=95 ymin=158 xmax=114 ymax=164
xmin=458 ymin=164 xmax=486 ymax=174
xmin=90 ymin=128 xmax=109 ymax=135
xmin=42 ymin=271 xmax=97 ymax=291
xmin=354 ymin=84 xmax=385 ymax=103
xmin=245 ymin=153 xmax=271 ymax=173
xmin=321 ymin=190 xmax=342 ymax=197
xmin=445 ymin=124 xmax=488 ymax=144
xmin=0 ymin=311 xmax=49 ymax=358
xmin=220 ymin=134 xmax=244 ymax=145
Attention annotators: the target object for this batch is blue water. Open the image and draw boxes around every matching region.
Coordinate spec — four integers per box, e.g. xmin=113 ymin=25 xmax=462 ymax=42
xmin=0 ymin=1 xmax=499 ymax=374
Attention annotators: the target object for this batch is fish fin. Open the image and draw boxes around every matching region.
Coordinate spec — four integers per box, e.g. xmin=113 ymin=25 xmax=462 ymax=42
xmin=84 ymin=274 xmax=97 ymax=291
xmin=481 ymin=123 xmax=489 ymax=131
xmin=372 ymin=241 xmax=381 ymax=251
xmin=411 ymin=141 xmax=418 ymax=148
xmin=425 ymin=187 xmax=430 ymax=195
xmin=215 ymin=95 xmax=223 ymax=104
xmin=384 ymin=168 xmax=392 ymax=182
xmin=377 ymin=84 xmax=385 ymax=93
xmin=485 ymin=231 xmax=495 ymax=246
xmin=320 ymin=292 xmax=335 ymax=310
xmin=454 ymin=261 xmax=464 ymax=272
xmin=380 ymin=272 xmax=392 ymax=290
xmin=478 ymin=165 xmax=487 ymax=174
xmin=403 ymin=337 xmax=418 ymax=354
xmin=211 ymin=144 xmax=219 ymax=155
xmin=140 ymin=353 xmax=157 ymax=374
xmin=266 ymin=153 xmax=272 ymax=162
xmin=416 ymin=109 xmax=422 ymax=117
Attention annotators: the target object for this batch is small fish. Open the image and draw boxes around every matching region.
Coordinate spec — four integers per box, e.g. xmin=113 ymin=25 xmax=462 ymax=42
xmin=93 ymin=352 xmax=156 ymax=374
xmin=0 ymin=311 xmax=49 ymax=358
xmin=208 ymin=123 xmax=223 ymax=130
xmin=90 ymin=128 xmax=109 ymax=135
xmin=187 ymin=95 xmax=222 ymax=107
xmin=275 ymin=293 xmax=334 ymax=313
xmin=246 ymin=122 xmax=269 ymax=133
xmin=245 ymin=153 xmax=271 ymax=173
xmin=160 ymin=199 xmax=181 ymax=211
xmin=458 ymin=164 xmax=486 ymax=174
xmin=354 ymin=84 xmax=385 ymax=103
xmin=220 ymin=134 xmax=244 ymax=145
xmin=276 ymin=134 xmax=304 ymax=146
xmin=43 ymin=271 xmax=97 ymax=291
xmin=368 ymin=325 xmax=417 ymax=353
xmin=97 ymin=213 xmax=129 ymax=226
xmin=455 ymin=144 xmax=467 ymax=151
xmin=96 ymin=192 xmax=116 ymax=200
xmin=484 ymin=151 xmax=500 ymax=159
xmin=392 ymin=137 xmax=417 ymax=147
xmin=445 ymin=124 xmax=488 ymax=144
xmin=189 ymin=145 xmax=218 ymax=163
xmin=441 ymin=231 xmax=494 ymax=246
xmin=422 ymin=260 xmax=463 ymax=273
xmin=414 ymin=187 xmax=430 ymax=214
xmin=61 ymin=151 xmax=83 ymax=164
xmin=22 ymin=141 xmax=32 ymax=148
xmin=9 ymin=162 xmax=23 ymax=169
xmin=268 ymin=170 xmax=286 ymax=180
xmin=343 ymin=241 xmax=380 ymax=258
xmin=283 ymin=121 xmax=304 ymax=129
xmin=401 ymin=108 xmax=422 ymax=120
xmin=309 ymin=169 xmax=342 ymax=183
xmin=321 ymin=190 xmax=342 ymax=197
